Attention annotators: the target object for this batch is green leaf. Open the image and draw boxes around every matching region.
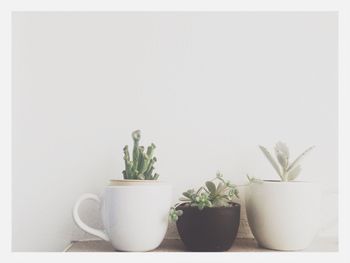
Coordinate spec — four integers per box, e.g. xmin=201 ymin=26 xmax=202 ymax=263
xmin=216 ymin=182 xmax=225 ymax=194
xmin=182 ymin=190 xmax=193 ymax=199
xmin=213 ymin=198 xmax=229 ymax=207
xmin=216 ymin=171 xmax=223 ymax=178
xmin=287 ymin=165 xmax=302 ymax=181
xmin=287 ymin=146 xmax=315 ymax=172
xmin=274 ymin=142 xmax=289 ymax=159
xmin=168 ymin=207 xmax=181 ymax=222
xmin=234 ymin=188 xmax=239 ymax=198
xmin=176 ymin=210 xmax=183 ymax=216
xmin=276 ymin=152 xmax=288 ymax=170
xmin=228 ymin=189 xmax=234 ymax=197
xmin=246 ymin=174 xmax=263 ymax=184
xmin=259 ymin=145 xmax=283 ymax=179
xmin=205 ymin=181 xmax=216 ymax=194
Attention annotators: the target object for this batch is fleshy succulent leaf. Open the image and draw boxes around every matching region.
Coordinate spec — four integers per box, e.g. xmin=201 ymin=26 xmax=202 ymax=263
xmin=259 ymin=143 xmax=314 ymax=182
xmin=216 ymin=182 xmax=225 ymax=194
xmin=233 ymin=188 xmax=239 ymax=198
xmin=259 ymin=145 xmax=283 ymax=180
xmin=216 ymin=171 xmax=223 ymax=178
xmin=169 ymin=207 xmax=182 ymax=222
xmin=275 ymin=142 xmax=289 ymax=159
xmin=276 ymin=152 xmax=288 ymax=170
xmin=176 ymin=210 xmax=183 ymax=216
xmin=287 ymin=165 xmax=302 ymax=181
xmin=172 ymin=173 xmax=239 ymax=211
xmin=246 ymin=175 xmax=264 ymax=184
xmin=287 ymin=146 xmax=315 ymax=172
xmin=205 ymin=181 xmax=216 ymax=194
xmin=182 ymin=192 xmax=191 ymax=198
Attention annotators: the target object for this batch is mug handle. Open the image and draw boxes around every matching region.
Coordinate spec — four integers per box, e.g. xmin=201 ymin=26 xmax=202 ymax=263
xmin=73 ymin=193 xmax=110 ymax=241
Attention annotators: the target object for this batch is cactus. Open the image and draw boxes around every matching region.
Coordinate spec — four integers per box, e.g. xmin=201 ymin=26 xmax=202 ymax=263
xmin=122 ymin=130 xmax=159 ymax=180
xmin=259 ymin=142 xmax=315 ymax=182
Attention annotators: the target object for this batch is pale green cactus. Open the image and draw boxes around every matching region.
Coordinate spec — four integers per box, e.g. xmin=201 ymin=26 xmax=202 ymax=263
xmin=259 ymin=142 xmax=315 ymax=182
xmin=122 ymin=130 xmax=159 ymax=180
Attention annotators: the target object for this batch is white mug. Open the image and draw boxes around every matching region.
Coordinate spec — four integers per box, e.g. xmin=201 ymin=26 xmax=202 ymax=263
xmin=73 ymin=181 xmax=172 ymax=251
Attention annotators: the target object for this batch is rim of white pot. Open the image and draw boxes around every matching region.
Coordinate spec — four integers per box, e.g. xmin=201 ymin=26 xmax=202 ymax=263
xmin=108 ymin=179 xmax=169 ymax=186
xmin=260 ymin=180 xmax=315 ymax=184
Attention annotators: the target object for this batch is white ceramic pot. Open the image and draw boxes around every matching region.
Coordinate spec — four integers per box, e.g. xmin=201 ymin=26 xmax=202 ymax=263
xmin=73 ymin=180 xmax=172 ymax=251
xmin=245 ymin=180 xmax=321 ymax=251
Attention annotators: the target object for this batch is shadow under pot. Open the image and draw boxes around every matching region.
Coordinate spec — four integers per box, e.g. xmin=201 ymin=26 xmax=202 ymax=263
xmin=176 ymin=203 xmax=240 ymax=252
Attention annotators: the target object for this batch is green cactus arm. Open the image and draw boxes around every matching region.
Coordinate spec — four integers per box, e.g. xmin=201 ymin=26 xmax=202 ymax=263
xmin=124 ymin=160 xmax=133 ymax=179
xmin=145 ymin=157 xmax=157 ymax=174
xmin=137 ymin=146 xmax=145 ymax=174
xmin=123 ymin=145 xmax=132 ymax=179
xmin=146 ymin=143 xmax=156 ymax=158
xmin=132 ymin=130 xmax=141 ymax=141
xmin=123 ymin=145 xmax=130 ymax=161
xmin=131 ymin=165 xmax=138 ymax=179
xmin=141 ymin=154 xmax=150 ymax=174
xmin=131 ymin=157 xmax=139 ymax=174
xmin=145 ymin=166 xmax=154 ymax=179
xmin=131 ymin=130 xmax=141 ymax=172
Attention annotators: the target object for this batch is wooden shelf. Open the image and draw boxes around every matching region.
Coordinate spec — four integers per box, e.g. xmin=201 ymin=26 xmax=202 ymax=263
xmin=65 ymin=237 xmax=337 ymax=252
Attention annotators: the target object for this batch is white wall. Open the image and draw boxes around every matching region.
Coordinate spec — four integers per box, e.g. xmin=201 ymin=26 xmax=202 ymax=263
xmin=12 ymin=12 xmax=338 ymax=251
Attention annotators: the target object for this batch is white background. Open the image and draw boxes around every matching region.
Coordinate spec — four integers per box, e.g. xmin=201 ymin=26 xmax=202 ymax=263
xmin=12 ymin=12 xmax=338 ymax=252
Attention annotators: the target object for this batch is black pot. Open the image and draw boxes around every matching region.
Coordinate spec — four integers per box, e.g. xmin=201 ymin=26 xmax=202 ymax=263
xmin=176 ymin=203 xmax=240 ymax=252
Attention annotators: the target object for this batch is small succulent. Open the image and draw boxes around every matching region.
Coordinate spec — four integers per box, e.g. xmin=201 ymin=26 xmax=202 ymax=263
xmin=259 ymin=142 xmax=315 ymax=182
xmin=169 ymin=207 xmax=183 ymax=221
xmin=169 ymin=172 xmax=239 ymax=221
xmin=122 ymin=130 xmax=159 ymax=180
xmin=246 ymin=175 xmax=263 ymax=184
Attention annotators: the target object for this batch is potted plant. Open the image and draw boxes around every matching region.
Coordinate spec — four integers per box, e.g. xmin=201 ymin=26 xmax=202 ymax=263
xmin=245 ymin=142 xmax=320 ymax=251
xmin=73 ymin=130 xmax=172 ymax=251
xmin=170 ymin=172 xmax=241 ymax=252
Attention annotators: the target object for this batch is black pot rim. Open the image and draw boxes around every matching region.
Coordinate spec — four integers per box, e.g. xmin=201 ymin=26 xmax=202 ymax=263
xmin=176 ymin=202 xmax=240 ymax=210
